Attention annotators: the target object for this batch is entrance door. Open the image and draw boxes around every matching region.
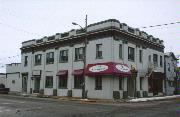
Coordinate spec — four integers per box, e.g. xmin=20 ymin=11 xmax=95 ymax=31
xmin=127 ymin=78 xmax=135 ymax=97
xmin=34 ymin=77 xmax=40 ymax=93
xmin=22 ymin=75 xmax=28 ymax=92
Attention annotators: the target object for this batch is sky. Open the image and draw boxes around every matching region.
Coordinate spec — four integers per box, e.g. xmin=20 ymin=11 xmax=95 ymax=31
xmin=0 ymin=0 xmax=179 ymax=72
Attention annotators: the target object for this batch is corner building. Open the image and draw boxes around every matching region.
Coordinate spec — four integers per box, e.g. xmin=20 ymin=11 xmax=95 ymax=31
xmin=20 ymin=19 xmax=165 ymax=99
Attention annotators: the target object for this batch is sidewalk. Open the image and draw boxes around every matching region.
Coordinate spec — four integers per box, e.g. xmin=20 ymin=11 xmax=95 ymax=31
xmin=1 ymin=93 xmax=179 ymax=104
xmin=128 ymin=95 xmax=179 ymax=102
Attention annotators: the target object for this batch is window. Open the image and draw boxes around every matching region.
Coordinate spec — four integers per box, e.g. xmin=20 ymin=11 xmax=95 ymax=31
xmin=140 ymin=77 xmax=143 ymax=90
xmin=153 ymin=54 xmax=158 ymax=67
xmin=24 ymin=56 xmax=28 ymax=67
xmin=58 ymin=76 xmax=67 ymax=88
xmin=160 ymin=56 xmax=163 ymax=67
xmin=75 ymin=47 xmax=84 ymax=60
xmin=148 ymin=55 xmax=151 ymax=62
xmin=168 ymin=63 xmax=170 ymax=71
xmin=46 ymin=52 xmax=54 ymax=64
xmin=96 ymin=44 xmax=102 ymax=59
xmin=119 ymin=44 xmax=123 ymax=59
xmin=74 ymin=76 xmax=84 ymax=89
xmin=139 ymin=50 xmax=142 ymax=63
xmin=95 ymin=76 xmax=102 ymax=90
xmin=128 ymin=47 xmax=135 ymax=61
xmin=35 ymin=54 xmax=42 ymax=65
xmin=119 ymin=78 xmax=123 ymax=90
xmin=59 ymin=50 xmax=68 ymax=62
xmin=45 ymin=76 xmax=53 ymax=88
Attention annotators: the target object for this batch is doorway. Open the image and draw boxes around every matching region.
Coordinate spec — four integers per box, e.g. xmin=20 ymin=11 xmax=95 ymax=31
xmin=22 ymin=74 xmax=28 ymax=93
xmin=34 ymin=77 xmax=40 ymax=93
xmin=127 ymin=78 xmax=135 ymax=97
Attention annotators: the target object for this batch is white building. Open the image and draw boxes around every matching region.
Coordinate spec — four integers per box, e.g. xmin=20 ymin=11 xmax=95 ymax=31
xmin=7 ymin=19 xmax=165 ymax=99
xmin=164 ymin=52 xmax=178 ymax=95
xmin=6 ymin=63 xmax=21 ymax=94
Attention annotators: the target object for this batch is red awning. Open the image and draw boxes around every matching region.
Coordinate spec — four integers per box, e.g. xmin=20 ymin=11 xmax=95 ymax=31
xmin=72 ymin=69 xmax=84 ymax=76
xmin=85 ymin=62 xmax=131 ymax=77
xmin=56 ymin=70 xmax=68 ymax=76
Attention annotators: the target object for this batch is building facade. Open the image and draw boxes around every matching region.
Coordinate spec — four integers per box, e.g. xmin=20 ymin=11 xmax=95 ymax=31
xmin=164 ymin=52 xmax=178 ymax=95
xmin=8 ymin=19 xmax=165 ymax=99
xmin=6 ymin=63 xmax=21 ymax=93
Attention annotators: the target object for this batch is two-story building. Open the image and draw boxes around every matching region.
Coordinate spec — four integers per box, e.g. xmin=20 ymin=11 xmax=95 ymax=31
xmin=164 ymin=52 xmax=178 ymax=95
xmin=8 ymin=19 xmax=165 ymax=99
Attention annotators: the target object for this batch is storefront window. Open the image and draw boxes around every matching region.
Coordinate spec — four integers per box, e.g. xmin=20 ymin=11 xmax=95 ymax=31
xmin=45 ymin=76 xmax=53 ymax=88
xmin=95 ymin=76 xmax=102 ymax=90
xmin=74 ymin=76 xmax=83 ymax=89
xmin=119 ymin=77 xmax=123 ymax=90
xmin=59 ymin=76 xmax=67 ymax=88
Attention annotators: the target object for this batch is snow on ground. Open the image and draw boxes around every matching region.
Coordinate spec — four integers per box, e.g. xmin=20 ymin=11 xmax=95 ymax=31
xmin=129 ymin=95 xmax=180 ymax=102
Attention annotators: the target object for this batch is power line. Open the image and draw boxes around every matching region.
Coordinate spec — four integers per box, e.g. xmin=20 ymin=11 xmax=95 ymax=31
xmin=0 ymin=22 xmax=42 ymax=37
xmin=140 ymin=21 xmax=180 ymax=29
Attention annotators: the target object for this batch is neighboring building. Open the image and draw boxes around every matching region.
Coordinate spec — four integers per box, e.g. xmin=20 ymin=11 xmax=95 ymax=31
xmin=6 ymin=63 xmax=21 ymax=93
xmin=0 ymin=73 xmax=6 ymax=85
xmin=8 ymin=19 xmax=165 ymax=99
xmin=164 ymin=52 xmax=178 ymax=95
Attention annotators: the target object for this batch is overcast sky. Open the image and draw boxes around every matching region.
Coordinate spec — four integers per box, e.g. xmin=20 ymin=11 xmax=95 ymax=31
xmin=0 ymin=0 xmax=179 ymax=72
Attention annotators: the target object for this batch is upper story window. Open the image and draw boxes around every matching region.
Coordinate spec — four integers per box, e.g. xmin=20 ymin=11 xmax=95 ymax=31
xmin=35 ymin=54 xmax=42 ymax=65
xmin=119 ymin=44 xmax=123 ymax=59
xmin=168 ymin=63 xmax=170 ymax=71
xmin=46 ymin=52 xmax=54 ymax=64
xmin=153 ymin=54 xmax=158 ymax=67
xmin=160 ymin=56 xmax=163 ymax=67
xmin=96 ymin=44 xmax=102 ymax=59
xmin=24 ymin=56 xmax=28 ymax=67
xmin=59 ymin=50 xmax=68 ymax=62
xmin=139 ymin=50 xmax=143 ymax=63
xmin=128 ymin=47 xmax=135 ymax=61
xmin=75 ymin=47 xmax=84 ymax=61
xmin=149 ymin=55 xmax=151 ymax=62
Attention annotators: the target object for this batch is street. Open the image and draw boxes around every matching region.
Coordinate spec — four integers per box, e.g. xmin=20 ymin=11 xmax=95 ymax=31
xmin=0 ymin=95 xmax=179 ymax=117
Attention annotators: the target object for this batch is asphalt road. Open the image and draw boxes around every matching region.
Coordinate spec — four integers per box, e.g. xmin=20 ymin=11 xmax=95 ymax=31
xmin=0 ymin=95 xmax=179 ymax=117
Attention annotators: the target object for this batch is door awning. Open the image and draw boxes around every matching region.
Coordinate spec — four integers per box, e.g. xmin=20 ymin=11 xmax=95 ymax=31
xmin=56 ymin=70 xmax=68 ymax=76
xmin=85 ymin=62 xmax=131 ymax=77
xmin=72 ymin=69 xmax=84 ymax=76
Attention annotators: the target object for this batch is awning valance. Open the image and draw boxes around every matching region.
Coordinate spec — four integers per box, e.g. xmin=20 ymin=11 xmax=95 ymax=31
xmin=72 ymin=69 xmax=84 ymax=76
xmin=56 ymin=70 xmax=68 ymax=76
xmin=85 ymin=62 xmax=131 ymax=77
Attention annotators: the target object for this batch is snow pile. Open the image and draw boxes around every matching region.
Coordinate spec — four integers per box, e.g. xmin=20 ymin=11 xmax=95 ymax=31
xmin=129 ymin=95 xmax=179 ymax=102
